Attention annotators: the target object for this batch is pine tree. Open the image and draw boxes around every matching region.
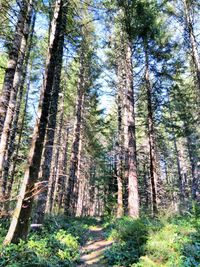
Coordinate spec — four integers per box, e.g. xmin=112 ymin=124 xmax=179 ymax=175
xmin=0 ymin=0 xmax=35 ymax=135
xmin=4 ymin=0 xmax=65 ymax=244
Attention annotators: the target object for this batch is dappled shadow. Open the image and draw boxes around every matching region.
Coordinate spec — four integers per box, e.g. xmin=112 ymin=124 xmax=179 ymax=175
xmin=102 ymin=217 xmax=150 ymax=266
xmin=77 ymin=225 xmax=113 ymax=267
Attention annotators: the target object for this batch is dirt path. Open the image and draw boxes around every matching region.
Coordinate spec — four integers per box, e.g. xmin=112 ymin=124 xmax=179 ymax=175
xmin=77 ymin=226 xmax=113 ymax=267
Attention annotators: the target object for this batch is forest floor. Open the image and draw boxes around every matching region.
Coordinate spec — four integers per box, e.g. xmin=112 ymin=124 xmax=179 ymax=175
xmin=77 ymin=224 xmax=113 ymax=267
xmin=0 ymin=215 xmax=199 ymax=266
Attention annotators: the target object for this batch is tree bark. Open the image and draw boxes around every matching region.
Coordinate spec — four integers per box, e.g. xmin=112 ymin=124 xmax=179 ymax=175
xmin=74 ymin=130 xmax=83 ymax=216
xmin=184 ymin=0 xmax=200 ymax=94
xmin=144 ymin=48 xmax=158 ymax=215
xmin=166 ymin=89 xmax=184 ymax=205
xmin=34 ymin=11 xmax=65 ymax=223
xmin=45 ymin=92 xmax=66 ymax=214
xmin=65 ymin=50 xmax=85 ymax=216
xmin=0 ymin=0 xmax=32 ymax=135
xmin=124 ymin=40 xmax=139 ymax=218
xmin=75 ymin=144 xmax=86 ymax=217
xmin=5 ymin=69 xmax=31 ymax=210
xmin=184 ymin=124 xmax=198 ymax=201
xmin=2 ymin=13 xmax=36 ymax=206
xmin=116 ymin=51 xmax=124 ymax=218
xmin=57 ymin=127 xmax=69 ymax=210
xmin=117 ymin=3 xmax=140 ymax=217
xmin=0 ymin=0 xmax=35 ymax=201
xmin=3 ymin=0 xmax=64 ymax=244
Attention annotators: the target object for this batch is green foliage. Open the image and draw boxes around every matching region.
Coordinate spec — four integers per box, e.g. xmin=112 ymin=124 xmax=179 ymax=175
xmin=191 ymin=201 xmax=200 ymax=230
xmin=1 ymin=214 xmax=200 ymax=267
xmin=133 ymin=215 xmax=200 ymax=267
xmin=145 ymin=223 xmax=184 ymax=265
xmin=0 ymin=215 xmax=98 ymax=267
xmin=181 ymin=206 xmax=200 ymax=267
xmin=104 ymin=214 xmax=200 ymax=267
xmin=0 ymin=215 xmax=109 ymax=266
xmin=109 ymin=217 xmax=148 ymax=243
xmin=0 ymin=221 xmax=8 ymax=244
xmin=0 ymin=53 xmax=7 ymax=92
xmin=183 ymin=241 xmax=200 ymax=267
xmin=42 ymin=215 xmax=98 ymax=245
xmin=0 ymin=230 xmax=79 ymax=267
xmin=104 ymin=217 xmax=148 ymax=266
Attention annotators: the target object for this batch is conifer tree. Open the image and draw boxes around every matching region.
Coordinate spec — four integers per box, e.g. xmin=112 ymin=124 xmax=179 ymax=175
xmin=4 ymin=0 xmax=65 ymax=244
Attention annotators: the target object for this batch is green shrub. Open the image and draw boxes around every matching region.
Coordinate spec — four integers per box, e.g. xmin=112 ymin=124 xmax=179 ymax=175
xmin=183 ymin=241 xmax=200 ymax=267
xmin=1 ymin=214 xmax=199 ymax=267
xmin=0 ymin=214 xmax=100 ymax=266
xmin=105 ymin=241 xmax=143 ymax=266
xmin=42 ymin=215 xmax=95 ymax=245
xmin=105 ymin=215 xmax=200 ymax=267
xmin=0 ymin=240 xmax=41 ymax=267
xmin=181 ymin=217 xmax=200 ymax=267
xmin=133 ymin=255 xmax=164 ymax=267
xmin=133 ymin=215 xmax=199 ymax=267
xmin=144 ymin=223 xmax=184 ymax=266
xmin=54 ymin=229 xmax=79 ymax=261
xmin=109 ymin=217 xmax=148 ymax=243
xmin=0 ymin=225 xmax=80 ymax=267
xmin=104 ymin=217 xmax=148 ymax=266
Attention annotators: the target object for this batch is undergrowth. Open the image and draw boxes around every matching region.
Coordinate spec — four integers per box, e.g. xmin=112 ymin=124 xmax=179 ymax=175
xmin=0 ymin=208 xmax=199 ymax=267
xmin=0 ymin=215 xmax=98 ymax=267
xmin=104 ymin=207 xmax=200 ymax=267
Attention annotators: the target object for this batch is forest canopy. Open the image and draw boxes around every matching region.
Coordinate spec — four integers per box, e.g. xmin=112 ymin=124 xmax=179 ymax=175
xmin=0 ymin=0 xmax=199 ymax=266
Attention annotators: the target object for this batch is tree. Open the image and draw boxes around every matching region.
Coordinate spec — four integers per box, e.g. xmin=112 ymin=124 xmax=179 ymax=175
xmin=183 ymin=0 xmax=200 ymax=95
xmin=34 ymin=4 xmax=66 ymax=223
xmin=4 ymin=0 xmax=65 ymax=244
xmin=115 ymin=1 xmax=140 ymax=218
xmin=0 ymin=0 xmax=34 ymax=135
xmin=65 ymin=45 xmax=86 ymax=215
xmin=65 ymin=7 xmax=97 ymax=215
xmin=1 ymin=13 xmax=36 ymax=211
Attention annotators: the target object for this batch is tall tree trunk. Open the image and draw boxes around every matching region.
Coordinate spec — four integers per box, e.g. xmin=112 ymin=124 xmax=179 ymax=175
xmin=184 ymin=124 xmax=198 ymax=200
xmin=34 ymin=12 xmax=65 ymax=223
xmin=143 ymin=162 xmax=150 ymax=209
xmin=74 ymin=130 xmax=83 ymax=216
xmin=184 ymin=0 xmax=200 ymax=94
xmin=4 ymin=0 xmax=64 ymax=244
xmin=124 ymin=40 xmax=139 ymax=218
xmin=117 ymin=3 xmax=140 ymax=217
xmin=0 ymin=0 xmax=33 ymax=135
xmin=116 ymin=54 xmax=124 ymax=218
xmin=0 ymin=1 xmax=35 ymax=200
xmin=76 ymin=175 xmax=85 ymax=217
xmin=116 ymin=124 xmax=123 ymax=217
xmin=57 ymin=127 xmax=69 ymax=211
xmin=2 ymin=13 xmax=36 ymax=205
xmin=144 ymin=48 xmax=158 ymax=215
xmin=183 ymin=0 xmax=200 ymax=199
xmin=173 ymin=133 xmax=184 ymax=203
xmin=5 ymin=68 xmax=31 ymax=211
xmin=45 ymin=93 xmax=65 ymax=214
xmin=166 ymin=89 xmax=184 ymax=205
xmin=75 ymin=144 xmax=86 ymax=217
xmin=65 ymin=51 xmax=85 ymax=216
